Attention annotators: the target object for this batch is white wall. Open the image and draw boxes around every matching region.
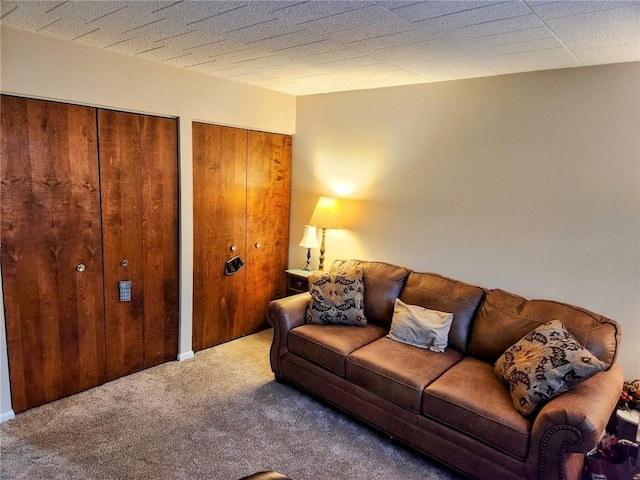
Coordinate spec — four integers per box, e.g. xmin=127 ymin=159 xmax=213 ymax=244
xmin=0 ymin=26 xmax=296 ymax=419
xmin=292 ymin=62 xmax=640 ymax=378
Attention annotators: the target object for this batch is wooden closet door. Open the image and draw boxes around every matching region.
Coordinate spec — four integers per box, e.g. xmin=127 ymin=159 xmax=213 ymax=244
xmin=98 ymin=110 xmax=145 ymax=379
xmin=192 ymin=122 xmax=247 ymax=351
xmin=98 ymin=110 xmax=178 ymax=380
xmin=1 ymin=95 xmax=106 ymax=412
xmin=245 ymin=131 xmax=291 ymax=334
xmin=139 ymin=115 xmax=179 ymax=368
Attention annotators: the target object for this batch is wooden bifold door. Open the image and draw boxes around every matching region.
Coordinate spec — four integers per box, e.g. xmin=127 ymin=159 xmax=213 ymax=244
xmin=98 ymin=109 xmax=179 ymax=381
xmin=192 ymin=122 xmax=291 ymax=351
xmin=0 ymin=96 xmax=179 ymax=412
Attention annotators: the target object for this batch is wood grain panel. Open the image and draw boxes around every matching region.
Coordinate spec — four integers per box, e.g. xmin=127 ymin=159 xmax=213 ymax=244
xmin=98 ymin=109 xmax=146 ymax=380
xmin=1 ymin=95 xmax=106 ymax=412
xmin=192 ymin=122 xmax=247 ymax=351
xmin=139 ymin=115 xmax=179 ymax=367
xmin=245 ymin=131 xmax=292 ymax=335
xmin=100 ymin=110 xmax=178 ymax=378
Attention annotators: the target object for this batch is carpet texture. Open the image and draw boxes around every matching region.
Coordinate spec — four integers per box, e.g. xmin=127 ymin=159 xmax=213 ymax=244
xmin=0 ymin=329 xmax=464 ymax=480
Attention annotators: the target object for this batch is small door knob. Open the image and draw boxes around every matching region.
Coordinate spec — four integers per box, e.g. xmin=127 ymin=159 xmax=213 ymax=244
xmin=76 ymin=263 xmax=86 ymax=272
xmin=121 ymin=259 xmax=129 ymax=267
xmin=255 ymin=242 xmax=261 ymax=248
xmin=230 ymin=245 xmax=237 ymax=252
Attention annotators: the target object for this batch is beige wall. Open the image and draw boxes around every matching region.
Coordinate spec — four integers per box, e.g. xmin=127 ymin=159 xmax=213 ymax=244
xmin=0 ymin=27 xmax=296 ymax=418
xmin=292 ymin=62 xmax=640 ymax=378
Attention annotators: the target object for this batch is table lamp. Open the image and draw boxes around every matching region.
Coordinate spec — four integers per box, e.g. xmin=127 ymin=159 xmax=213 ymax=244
xmin=298 ymin=225 xmax=319 ymax=271
xmin=308 ymin=196 xmax=343 ymax=270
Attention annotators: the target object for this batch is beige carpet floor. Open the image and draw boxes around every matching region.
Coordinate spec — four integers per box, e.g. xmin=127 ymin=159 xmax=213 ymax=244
xmin=0 ymin=329 xmax=464 ymax=480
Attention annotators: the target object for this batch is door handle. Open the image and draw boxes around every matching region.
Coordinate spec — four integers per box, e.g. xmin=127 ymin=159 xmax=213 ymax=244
xmin=76 ymin=263 xmax=86 ymax=272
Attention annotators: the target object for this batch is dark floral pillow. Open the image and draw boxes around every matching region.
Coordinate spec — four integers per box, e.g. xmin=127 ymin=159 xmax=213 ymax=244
xmin=494 ymin=320 xmax=606 ymax=416
xmin=306 ymin=268 xmax=366 ymax=326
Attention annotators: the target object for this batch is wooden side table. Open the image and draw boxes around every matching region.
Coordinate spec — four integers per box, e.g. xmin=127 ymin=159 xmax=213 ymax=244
xmin=285 ymin=269 xmax=312 ymax=296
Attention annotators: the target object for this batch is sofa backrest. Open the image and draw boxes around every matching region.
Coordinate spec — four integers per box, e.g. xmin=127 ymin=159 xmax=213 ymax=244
xmin=399 ymin=272 xmax=485 ymax=353
xmin=468 ymin=289 xmax=620 ymax=368
xmin=331 ymin=260 xmax=411 ymax=327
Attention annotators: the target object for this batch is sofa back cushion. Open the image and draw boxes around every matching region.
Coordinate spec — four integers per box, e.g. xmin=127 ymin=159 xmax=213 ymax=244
xmin=468 ymin=289 xmax=620 ymax=368
xmin=399 ymin=272 xmax=485 ymax=353
xmin=331 ymin=260 xmax=411 ymax=327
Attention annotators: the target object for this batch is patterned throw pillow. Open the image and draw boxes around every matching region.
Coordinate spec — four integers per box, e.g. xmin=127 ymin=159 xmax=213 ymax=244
xmin=387 ymin=299 xmax=454 ymax=352
xmin=306 ymin=268 xmax=366 ymax=326
xmin=494 ymin=320 xmax=606 ymax=416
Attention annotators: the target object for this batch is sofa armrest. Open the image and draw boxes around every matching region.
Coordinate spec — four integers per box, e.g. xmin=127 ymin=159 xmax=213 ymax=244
xmin=528 ymin=362 xmax=624 ymax=480
xmin=267 ymin=293 xmax=311 ymax=376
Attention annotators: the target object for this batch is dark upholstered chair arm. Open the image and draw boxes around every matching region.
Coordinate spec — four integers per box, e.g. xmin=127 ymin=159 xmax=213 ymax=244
xmin=267 ymin=293 xmax=310 ymax=376
xmin=528 ymin=362 xmax=624 ymax=480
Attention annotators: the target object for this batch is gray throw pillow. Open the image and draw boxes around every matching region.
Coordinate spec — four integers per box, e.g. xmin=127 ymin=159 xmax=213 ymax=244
xmin=387 ymin=298 xmax=454 ymax=353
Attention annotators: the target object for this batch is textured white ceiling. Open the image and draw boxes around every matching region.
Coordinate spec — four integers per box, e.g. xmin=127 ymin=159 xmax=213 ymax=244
xmin=2 ymin=0 xmax=639 ymax=95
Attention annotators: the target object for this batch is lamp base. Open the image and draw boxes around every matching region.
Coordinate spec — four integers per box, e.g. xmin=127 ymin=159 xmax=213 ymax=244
xmin=301 ymin=248 xmax=313 ymax=271
xmin=318 ymin=227 xmax=326 ymax=270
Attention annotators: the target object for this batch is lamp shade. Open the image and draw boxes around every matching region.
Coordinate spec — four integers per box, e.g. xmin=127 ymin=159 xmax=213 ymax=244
xmin=298 ymin=225 xmax=319 ymax=249
xmin=308 ymin=197 xmax=343 ymax=229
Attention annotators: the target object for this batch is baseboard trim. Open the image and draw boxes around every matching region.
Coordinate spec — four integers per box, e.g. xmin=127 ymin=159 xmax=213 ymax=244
xmin=0 ymin=410 xmax=15 ymax=423
xmin=177 ymin=351 xmax=194 ymax=361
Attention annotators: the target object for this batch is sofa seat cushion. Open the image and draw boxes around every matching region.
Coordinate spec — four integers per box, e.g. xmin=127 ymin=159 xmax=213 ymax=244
xmin=288 ymin=324 xmax=387 ymax=377
xmin=423 ymin=357 xmax=531 ymax=460
xmin=346 ymin=337 xmax=463 ymax=413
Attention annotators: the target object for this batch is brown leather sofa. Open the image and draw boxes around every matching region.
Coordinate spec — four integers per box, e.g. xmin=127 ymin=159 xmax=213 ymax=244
xmin=267 ymin=260 xmax=623 ymax=480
